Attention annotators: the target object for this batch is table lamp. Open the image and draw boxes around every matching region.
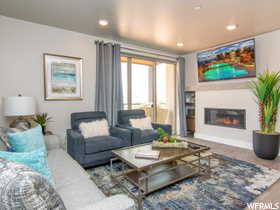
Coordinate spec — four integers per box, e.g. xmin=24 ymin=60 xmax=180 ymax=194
xmin=3 ymin=95 xmax=35 ymax=128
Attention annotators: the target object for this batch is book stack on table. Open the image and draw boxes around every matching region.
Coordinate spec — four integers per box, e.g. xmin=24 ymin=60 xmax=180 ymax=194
xmin=135 ymin=150 xmax=160 ymax=160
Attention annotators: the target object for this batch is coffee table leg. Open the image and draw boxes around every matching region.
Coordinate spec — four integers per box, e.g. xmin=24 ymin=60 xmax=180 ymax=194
xmin=110 ymin=158 xmax=113 ymax=175
xmin=143 ymin=171 xmax=149 ymax=194
xmin=137 ymin=171 xmax=148 ymax=210
xmin=198 ymin=152 xmax=201 ymax=174
xmin=138 ymin=189 xmax=143 ymax=210
xmin=208 ymin=156 xmax=211 ymax=172
xmin=110 ymin=157 xmax=119 ymax=176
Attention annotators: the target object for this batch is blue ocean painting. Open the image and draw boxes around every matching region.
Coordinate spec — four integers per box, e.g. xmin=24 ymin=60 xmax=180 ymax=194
xmin=51 ymin=62 xmax=77 ymax=94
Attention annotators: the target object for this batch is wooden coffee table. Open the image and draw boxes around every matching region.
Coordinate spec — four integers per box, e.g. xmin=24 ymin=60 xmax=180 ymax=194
xmin=110 ymin=141 xmax=210 ymax=209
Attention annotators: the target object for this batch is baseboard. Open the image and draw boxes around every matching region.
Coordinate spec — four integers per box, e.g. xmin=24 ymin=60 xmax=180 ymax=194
xmin=194 ymin=133 xmax=280 ymax=156
xmin=194 ymin=133 xmax=252 ymax=151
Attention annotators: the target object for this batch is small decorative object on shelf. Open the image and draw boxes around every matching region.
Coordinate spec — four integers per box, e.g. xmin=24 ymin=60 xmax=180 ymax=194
xmin=32 ymin=113 xmax=52 ymax=135
xmin=152 ymin=128 xmax=188 ymax=149
xmin=185 ymin=91 xmax=195 ymax=135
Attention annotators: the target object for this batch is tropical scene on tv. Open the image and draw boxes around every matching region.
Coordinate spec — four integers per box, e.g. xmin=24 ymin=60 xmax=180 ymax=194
xmin=197 ymin=39 xmax=256 ymax=82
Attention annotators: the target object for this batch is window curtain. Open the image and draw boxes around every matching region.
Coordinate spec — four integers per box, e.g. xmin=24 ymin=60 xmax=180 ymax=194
xmin=176 ymin=57 xmax=187 ymax=136
xmin=95 ymin=41 xmax=123 ymax=125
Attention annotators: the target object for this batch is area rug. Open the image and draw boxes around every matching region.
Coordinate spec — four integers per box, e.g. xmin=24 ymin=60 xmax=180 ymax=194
xmin=87 ymin=154 xmax=280 ymax=210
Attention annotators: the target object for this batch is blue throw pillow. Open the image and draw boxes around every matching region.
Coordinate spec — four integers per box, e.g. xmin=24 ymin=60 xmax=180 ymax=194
xmin=0 ymin=147 xmax=54 ymax=186
xmin=7 ymin=125 xmax=46 ymax=152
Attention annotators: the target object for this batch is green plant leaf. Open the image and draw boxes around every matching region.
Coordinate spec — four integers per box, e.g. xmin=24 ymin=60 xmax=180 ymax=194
xmin=249 ymin=71 xmax=280 ymax=133
xmin=156 ymin=128 xmax=169 ymax=138
xmin=32 ymin=113 xmax=52 ymax=126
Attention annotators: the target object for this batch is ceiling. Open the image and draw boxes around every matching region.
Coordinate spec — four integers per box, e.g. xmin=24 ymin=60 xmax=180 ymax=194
xmin=0 ymin=0 xmax=280 ymax=54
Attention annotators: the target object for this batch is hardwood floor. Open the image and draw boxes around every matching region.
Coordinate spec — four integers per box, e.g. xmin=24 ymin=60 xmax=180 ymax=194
xmin=182 ymin=137 xmax=280 ymax=207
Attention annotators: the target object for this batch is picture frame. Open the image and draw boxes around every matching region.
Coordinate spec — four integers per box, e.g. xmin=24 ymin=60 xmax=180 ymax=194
xmin=43 ymin=53 xmax=83 ymax=101
xmin=197 ymin=39 xmax=256 ymax=82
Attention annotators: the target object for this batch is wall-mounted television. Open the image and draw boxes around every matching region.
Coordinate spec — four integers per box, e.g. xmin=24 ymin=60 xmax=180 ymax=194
xmin=197 ymin=39 xmax=256 ymax=82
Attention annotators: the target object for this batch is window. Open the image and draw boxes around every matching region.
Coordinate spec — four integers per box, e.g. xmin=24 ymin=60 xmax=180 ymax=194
xmin=121 ymin=56 xmax=176 ymax=129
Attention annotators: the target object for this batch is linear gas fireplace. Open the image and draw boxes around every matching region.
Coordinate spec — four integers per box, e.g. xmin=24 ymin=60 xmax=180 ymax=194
xmin=205 ymin=108 xmax=246 ymax=129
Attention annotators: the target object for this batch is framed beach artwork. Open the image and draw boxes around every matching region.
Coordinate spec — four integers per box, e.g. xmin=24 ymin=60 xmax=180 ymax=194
xmin=44 ymin=53 xmax=83 ymax=100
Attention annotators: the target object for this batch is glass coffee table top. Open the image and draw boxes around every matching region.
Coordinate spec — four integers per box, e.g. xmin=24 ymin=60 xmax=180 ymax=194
xmin=112 ymin=141 xmax=209 ymax=170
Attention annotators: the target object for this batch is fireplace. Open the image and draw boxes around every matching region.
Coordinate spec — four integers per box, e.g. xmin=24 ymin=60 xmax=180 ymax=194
xmin=205 ymin=108 xmax=246 ymax=129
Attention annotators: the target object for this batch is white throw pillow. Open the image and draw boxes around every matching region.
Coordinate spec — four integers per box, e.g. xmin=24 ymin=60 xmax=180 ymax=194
xmin=130 ymin=117 xmax=153 ymax=130
xmin=79 ymin=119 xmax=110 ymax=138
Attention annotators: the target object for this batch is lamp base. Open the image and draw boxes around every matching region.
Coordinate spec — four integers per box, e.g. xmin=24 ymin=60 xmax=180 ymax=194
xmin=10 ymin=116 xmax=31 ymax=129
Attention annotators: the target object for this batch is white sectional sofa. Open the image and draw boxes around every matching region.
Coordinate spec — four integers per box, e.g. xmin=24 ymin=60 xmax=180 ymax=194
xmin=46 ymin=135 xmax=135 ymax=210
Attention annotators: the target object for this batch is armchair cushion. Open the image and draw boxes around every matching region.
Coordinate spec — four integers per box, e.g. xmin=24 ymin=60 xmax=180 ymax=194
xmin=85 ymin=136 xmax=127 ymax=154
xmin=141 ymin=129 xmax=159 ymax=143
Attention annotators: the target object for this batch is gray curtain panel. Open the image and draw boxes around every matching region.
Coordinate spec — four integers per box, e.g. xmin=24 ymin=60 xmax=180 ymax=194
xmin=177 ymin=57 xmax=187 ymax=136
xmin=95 ymin=41 xmax=123 ymax=125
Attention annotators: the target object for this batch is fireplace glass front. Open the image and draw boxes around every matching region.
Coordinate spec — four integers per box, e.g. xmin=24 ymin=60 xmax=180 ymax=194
xmin=204 ymin=108 xmax=246 ymax=129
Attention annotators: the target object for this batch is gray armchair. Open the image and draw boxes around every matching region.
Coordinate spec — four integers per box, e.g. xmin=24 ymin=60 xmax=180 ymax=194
xmin=67 ymin=111 xmax=131 ymax=168
xmin=117 ymin=109 xmax=172 ymax=145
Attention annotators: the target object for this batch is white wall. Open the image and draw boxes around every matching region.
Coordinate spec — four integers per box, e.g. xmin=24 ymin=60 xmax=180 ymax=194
xmin=0 ymin=15 xmax=177 ymax=137
xmin=185 ymin=30 xmax=280 ymax=149
xmin=0 ymin=16 xmax=99 ymax=137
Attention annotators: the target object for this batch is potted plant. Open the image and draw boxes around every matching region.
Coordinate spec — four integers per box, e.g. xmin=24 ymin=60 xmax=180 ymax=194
xmin=32 ymin=113 xmax=52 ymax=135
xmin=250 ymin=71 xmax=280 ymax=159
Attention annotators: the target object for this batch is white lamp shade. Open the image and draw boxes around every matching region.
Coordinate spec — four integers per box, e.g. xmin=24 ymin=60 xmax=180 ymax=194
xmin=4 ymin=96 xmax=35 ymax=116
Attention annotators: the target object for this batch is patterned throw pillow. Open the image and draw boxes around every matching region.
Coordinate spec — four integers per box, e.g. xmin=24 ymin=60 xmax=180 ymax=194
xmin=7 ymin=125 xmax=46 ymax=152
xmin=0 ymin=147 xmax=54 ymax=185
xmin=0 ymin=127 xmax=22 ymax=151
xmin=0 ymin=158 xmax=66 ymax=210
xmin=0 ymin=135 xmax=9 ymax=151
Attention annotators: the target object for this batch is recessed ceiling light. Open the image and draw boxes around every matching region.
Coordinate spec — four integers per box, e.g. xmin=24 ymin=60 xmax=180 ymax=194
xmin=226 ymin=24 xmax=238 ymax=31
xmin=99 ymin=19 xmax=108 ymax=26
xmin=194 ymin=6 xmax=202 ymax=10
xmin=177 ymin=42 xmax=184 ymax=47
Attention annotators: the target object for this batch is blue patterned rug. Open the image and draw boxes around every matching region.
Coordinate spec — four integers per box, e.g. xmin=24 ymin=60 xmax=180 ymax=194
xmin=87 ymin=154 xmax=280 ymax=210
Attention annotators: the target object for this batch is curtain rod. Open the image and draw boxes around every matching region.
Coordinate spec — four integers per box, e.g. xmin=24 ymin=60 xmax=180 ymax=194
xmin=95 ymin=40 xmax=179 ymax=60
xmin=121 ymin=46 xmax=179 ymax=60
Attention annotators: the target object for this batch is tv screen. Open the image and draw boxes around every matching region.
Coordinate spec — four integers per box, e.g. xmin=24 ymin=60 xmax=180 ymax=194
xmin=197 ymin=39 xmax=256 ymax=82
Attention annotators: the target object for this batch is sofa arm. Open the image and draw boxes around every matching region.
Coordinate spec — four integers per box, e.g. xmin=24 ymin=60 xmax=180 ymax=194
xmin=77 ymin=194 xmax=135 ymax=210
xmin=152 ymin=123 xmax=172 ymax=135
xmin=110 ymin=127 xmax=131 ymax=145
xmin=66 ymin=129 xmax=85 ymax=166
xmin=116 ymin=125 xmax=142 ymax=145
